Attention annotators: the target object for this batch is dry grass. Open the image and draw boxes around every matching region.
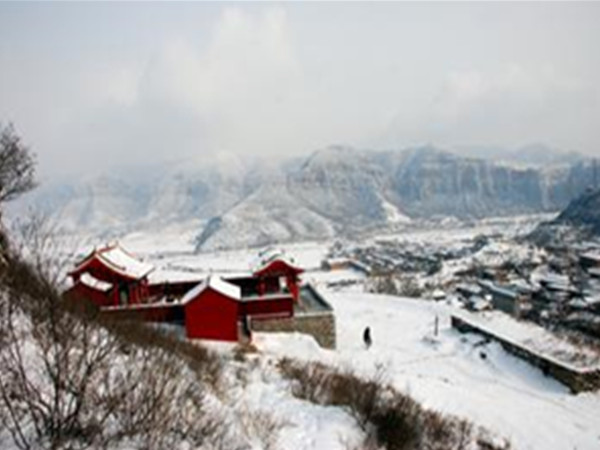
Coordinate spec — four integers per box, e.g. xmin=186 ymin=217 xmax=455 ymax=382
xmin=278 ymin=358 xmax=511 ymax=450
xmin=237 ymin=406 xmax=287 ymax=450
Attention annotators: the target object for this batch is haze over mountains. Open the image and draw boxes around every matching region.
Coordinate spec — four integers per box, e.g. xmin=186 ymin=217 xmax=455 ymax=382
xmin=9 ymin=145 xmax=598 ymax=250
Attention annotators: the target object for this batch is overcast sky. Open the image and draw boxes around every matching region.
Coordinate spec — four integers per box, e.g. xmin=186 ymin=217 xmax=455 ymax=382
xmin=1 ymin=2 xmax=599 ymax=179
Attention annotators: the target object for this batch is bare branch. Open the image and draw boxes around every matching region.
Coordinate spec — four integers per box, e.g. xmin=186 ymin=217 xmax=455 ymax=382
xmin=0 ymin=124 xmax=36 ymax=204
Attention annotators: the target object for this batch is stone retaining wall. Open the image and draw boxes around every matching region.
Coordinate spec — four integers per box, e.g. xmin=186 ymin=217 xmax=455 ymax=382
xmin=451 ymin=315 xmax=600 ymax=393
xmin=250 ymin=312 xmax=336 ymax=349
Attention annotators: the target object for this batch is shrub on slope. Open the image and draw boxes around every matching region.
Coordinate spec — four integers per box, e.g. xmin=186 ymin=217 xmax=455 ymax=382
xmin=278 ymin=358 xmax=511 ymax=450
xmin=0 ymin=231 xmax=236 ymax=449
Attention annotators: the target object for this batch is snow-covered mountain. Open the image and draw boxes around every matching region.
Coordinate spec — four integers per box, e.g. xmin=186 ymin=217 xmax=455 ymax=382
xmin=8 ymin=155 xmax=257 ymax=234
xmin=9 ymin=145 xmax=597 ymax=250
xmin=195 ymin=177 xmax=337 ymax=251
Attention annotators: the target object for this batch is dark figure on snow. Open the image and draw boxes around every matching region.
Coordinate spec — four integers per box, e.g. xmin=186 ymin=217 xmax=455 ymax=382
xmin=363 ymin=326 xmax=372 ymax=349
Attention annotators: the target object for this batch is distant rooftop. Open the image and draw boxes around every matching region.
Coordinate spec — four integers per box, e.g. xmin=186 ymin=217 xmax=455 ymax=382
xmin=581 ymin=251 xmax=600 ymax=262
xmin=253 ymin=247 xmax=302 ymax=274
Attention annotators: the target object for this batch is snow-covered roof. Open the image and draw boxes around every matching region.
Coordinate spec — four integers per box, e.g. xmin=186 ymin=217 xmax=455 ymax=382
xmin=479 ymin=280 xmax=520 ymax=299
xmin=79 ymin=272 xmax=113 ymax=292
xmin=432 ymin=289 xmax=446 ymax=300
xmin=253 ymin=248 xmax=303 ymax=274
xmin=588 ymin=267 xmax=600 ymax=278
xmin=98 ymin=245 xmax=154 ymax=279
xmin=468 ymin=296 xmax=491 ymax=311
xmin=73 ymin=243 xmax=154 ymax=280
xmin=538 ymin=272 xmax=570 ymax=286
xmin=584 ymin=294 xmax=600 ymax=306
xmin=456 ymin=283 xmax=482 ymax=296
xmin=348 ymin=260 xmax=371 ymax=274
xmin=509 ymin=279 xmax=536 ymax=294
xmin=580 ymin=250 xmax=600 ymax=263
xmin=148 ymin=270 xmax=205 ymax=285
xmin=325 ymin=257 xmax=351 ymax=265
xmin=181 ymin=275 xmax=241 ymax=304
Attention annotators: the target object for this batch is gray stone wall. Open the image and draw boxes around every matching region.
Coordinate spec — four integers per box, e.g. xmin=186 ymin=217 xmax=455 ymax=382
xmin=452 ymin=316 xmax=600 ymax=393
xmin=250 ymin=313 xmax=336 ymax=349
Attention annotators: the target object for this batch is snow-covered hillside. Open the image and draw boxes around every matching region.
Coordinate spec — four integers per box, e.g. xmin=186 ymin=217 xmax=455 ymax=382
xmin=37 ymin=215 xmax=600 ymax=450
xmin=253 ymin=292 xmax=600 ymax=450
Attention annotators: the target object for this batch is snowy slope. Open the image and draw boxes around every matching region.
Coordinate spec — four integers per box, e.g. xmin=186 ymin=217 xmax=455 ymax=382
xmin=254 ymin=292 xmax=600 ymax=450
xmin=53 ymin=222 xmax=600 ymax=450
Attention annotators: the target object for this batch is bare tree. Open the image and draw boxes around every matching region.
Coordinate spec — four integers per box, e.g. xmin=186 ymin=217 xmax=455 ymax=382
xmin=0 ymin=249 xmax=233 ymax=449
xmin=0 ymin=219 xmax=232 ymax=449
xmin=0 ymin=124 xmax=36 ymax=204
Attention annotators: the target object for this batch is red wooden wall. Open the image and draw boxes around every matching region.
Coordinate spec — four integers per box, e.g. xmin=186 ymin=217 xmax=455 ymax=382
xmin=64 ymin=283 xmax=113 ymax=308
xmin=184 ymin=288 xmax=240 ymax=341
xmin=100 ymin=304 xmax=184 ymax=324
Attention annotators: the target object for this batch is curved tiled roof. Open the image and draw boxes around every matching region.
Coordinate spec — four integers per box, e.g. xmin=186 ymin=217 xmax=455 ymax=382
xmin=71 ymin=243 xmax=154 ymax=280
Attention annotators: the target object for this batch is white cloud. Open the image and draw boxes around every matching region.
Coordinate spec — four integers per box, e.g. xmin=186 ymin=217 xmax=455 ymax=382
xmin=1 ymin=2 xmax=599 ymax=179
xmin=49 ymin=6 xmax=316 ymax=175
xmin=384 ymin=63 xmax=599 ymax=152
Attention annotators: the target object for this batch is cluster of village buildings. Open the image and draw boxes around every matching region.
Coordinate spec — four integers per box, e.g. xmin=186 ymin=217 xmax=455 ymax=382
xmin=320 ymin=237 xmax=600 ymax=392
xmin=322 ymin=236 xmax=600 ymax=341
xmin=454 ymin=248 xmax=600 ymax=339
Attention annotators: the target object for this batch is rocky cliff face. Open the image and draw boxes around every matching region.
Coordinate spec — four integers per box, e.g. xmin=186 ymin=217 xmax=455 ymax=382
xmin=554 ymin=188 xmax=600 ymax=234
xmin=9 ymin=145 xmax=595 ymax=250
xmin=384 ymin=147 xmax=547 ymax=218
xmin=194 ymin=146 xmax=596 ymax=250
xmin=528 ymin=187 xmax=600 ymax=248
xmin=287 ymin=146 xmax=389 ymax=226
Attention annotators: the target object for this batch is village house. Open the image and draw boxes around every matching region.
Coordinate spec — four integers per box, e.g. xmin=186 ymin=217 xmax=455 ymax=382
xmin=321 ymin=257 xmax=371 ymax=276
xmin=477 ymin=280 xmax=531 ymax=318
xmin=455 ymin=283 xmax=483 ymax=300
xmin=580 ymin=250 xmax=600 ymax=271
xmin=65 ymin=244 xmax=336 ymax=348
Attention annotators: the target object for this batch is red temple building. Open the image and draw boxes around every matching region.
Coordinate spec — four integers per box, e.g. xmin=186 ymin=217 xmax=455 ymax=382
xmin=66 ymin=243 xmax=154 ymax=307
xmin=64 ymin=246 xmax=336 ymax=346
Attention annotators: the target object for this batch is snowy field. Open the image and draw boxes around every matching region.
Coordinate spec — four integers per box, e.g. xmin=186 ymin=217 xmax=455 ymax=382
xmin=252 ymin=292 xmax=600 ymax=450
xmin=53 ymin=215 xmax=600 ymax=450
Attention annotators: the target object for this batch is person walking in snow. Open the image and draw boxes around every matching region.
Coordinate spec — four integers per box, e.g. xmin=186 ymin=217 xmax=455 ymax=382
xmin=363 ymin=326 xmax=372 ymax=349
